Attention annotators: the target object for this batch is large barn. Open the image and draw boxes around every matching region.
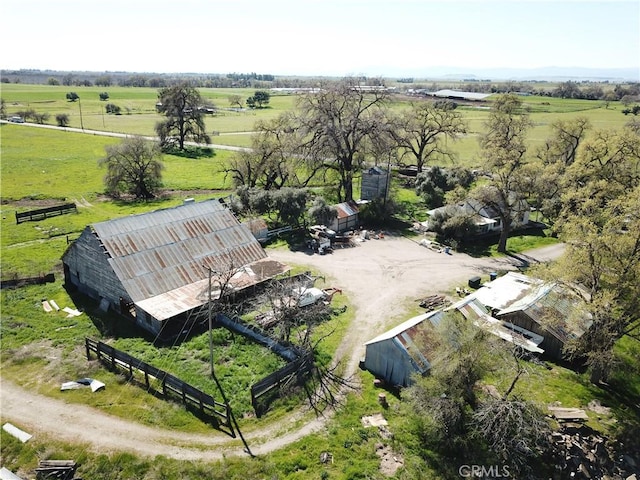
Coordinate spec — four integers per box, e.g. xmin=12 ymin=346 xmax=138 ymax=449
xmin=62 ymin=199 xmax=288 ymax=336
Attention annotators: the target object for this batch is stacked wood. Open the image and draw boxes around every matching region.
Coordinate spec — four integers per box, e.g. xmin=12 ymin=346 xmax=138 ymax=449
xmin=418 ymin=294 xmax=449 ymax=310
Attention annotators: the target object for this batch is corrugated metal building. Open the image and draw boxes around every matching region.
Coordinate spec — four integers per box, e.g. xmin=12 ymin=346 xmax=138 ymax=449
xmin=62 ymin=199 xmax=288 ymax=335
xmin=361 ymin=166 xmax=389 ymax=201
xmin=363 ymin=295 xmax=547 ymax=388
xmin=473 ymin=272 xmax=592 ymax=360
xmin=363 ymin=311 xmax=443 ymax=387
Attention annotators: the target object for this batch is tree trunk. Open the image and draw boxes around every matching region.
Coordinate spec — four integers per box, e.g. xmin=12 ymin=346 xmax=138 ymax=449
xmin=497 ymin=223 xmax=510 ymax=253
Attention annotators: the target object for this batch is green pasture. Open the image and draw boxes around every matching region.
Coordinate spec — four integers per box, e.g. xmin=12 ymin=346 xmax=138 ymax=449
xmin=0 ymin=125 xmax=234 ymax=276
xmin=1 ymin=84 xmax=297 ymax=139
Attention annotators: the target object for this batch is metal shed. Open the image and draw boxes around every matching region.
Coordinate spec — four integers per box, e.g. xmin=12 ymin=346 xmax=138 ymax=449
xmin=363 ymin=311 xmax=443 ymax=387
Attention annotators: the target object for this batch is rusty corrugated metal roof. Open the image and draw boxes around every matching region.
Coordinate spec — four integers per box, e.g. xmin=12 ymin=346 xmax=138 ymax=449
xmin=91 ymin=200 xmax=288 ymax=319
xmin=335 ymin=201 xmax=359 ymax=219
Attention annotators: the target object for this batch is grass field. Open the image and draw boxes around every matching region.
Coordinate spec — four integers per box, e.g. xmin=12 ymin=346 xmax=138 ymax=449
xmin=2 ymin=85 xmax=639 ymax=479
xmin=1 ymin=84 xmax=297 ymax=137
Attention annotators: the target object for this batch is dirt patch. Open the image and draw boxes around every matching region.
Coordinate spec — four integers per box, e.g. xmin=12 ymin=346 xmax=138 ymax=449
xmin=375 ymin=442 xmax=404 ymax=477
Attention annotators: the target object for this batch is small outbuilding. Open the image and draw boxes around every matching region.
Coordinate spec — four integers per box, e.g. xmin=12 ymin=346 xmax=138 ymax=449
xmin=329 ymin=201 xmax=360 ymax=233
xmin=363 ymin=311 xmax=442 ymax=387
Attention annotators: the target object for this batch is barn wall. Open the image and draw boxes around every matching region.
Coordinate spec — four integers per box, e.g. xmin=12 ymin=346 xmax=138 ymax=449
xmin=62 ymin=227 xmax=129 ymax=311
xmin=135 ymin=308 xmax=163 ymax=335
xmin=499 ymin=312 xmax=564 ymax=360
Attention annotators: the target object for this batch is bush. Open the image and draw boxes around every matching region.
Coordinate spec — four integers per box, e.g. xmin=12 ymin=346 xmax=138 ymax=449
xmin=105 ymin=103 xmax=121 ymax=115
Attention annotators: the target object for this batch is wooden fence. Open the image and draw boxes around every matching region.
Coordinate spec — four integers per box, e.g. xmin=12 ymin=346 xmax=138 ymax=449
xmin=1 ymin=273 xmax=54 ymax=289
xmin=85 ymin=338 xmax=232 ymax=429
xmin=16 ymin=203 xmax=77 ymax=224
xmin=251 ymin=352 xmax=314 ymax=417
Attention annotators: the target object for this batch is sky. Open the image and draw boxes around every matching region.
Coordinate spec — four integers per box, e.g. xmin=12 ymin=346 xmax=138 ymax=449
xmin=2 ymin=0 xmax=639 ymax=78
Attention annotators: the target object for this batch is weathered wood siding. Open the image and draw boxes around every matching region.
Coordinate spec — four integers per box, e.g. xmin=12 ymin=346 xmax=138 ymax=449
xmin=499 ymin=311 xmax=565 ymax=360
xmin=62 ymin=226 xmax=129 ymax=312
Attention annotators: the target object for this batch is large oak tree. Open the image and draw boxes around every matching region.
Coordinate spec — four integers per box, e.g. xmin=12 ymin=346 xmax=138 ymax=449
xmin=99 ymin=136 xmax=164 ymax=199
xmin=155 ymin=82 xmax=210 ymax=151
xmin=473 ymin=94 xmax=533 ymax=253
xmin=294 ymin=79 xmax=390 ymax=202
xmin=391 ymin=100 xmax=467 ymax=173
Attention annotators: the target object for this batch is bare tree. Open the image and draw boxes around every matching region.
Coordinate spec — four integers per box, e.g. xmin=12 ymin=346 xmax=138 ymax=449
xmin=224 ymin=114 xmax=324 ymax=190
xmin=257 ymin=279 xmax=353 ymax=414
xmin=471 ymin=397 xmax=551 ymax=475
xmin=391 ymin=100 xmax=467 ymax=173
xmin=295 ymin=78 xmax=390 ymax=202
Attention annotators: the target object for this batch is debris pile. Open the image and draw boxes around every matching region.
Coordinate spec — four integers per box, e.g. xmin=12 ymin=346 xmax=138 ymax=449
xmin=418 ymin=294 xmax=450 ymax=310
xmin=548 ymin=424 xmax=639 ymax=480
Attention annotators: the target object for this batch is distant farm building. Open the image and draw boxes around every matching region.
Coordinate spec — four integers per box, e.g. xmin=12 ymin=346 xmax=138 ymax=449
xmin=429 ymin=89 xmax=493 ymax=101
xmin=426 ymin=197 xmax=530 ymax=235
xmin=62 ymin=199 xmax=288 ymax=336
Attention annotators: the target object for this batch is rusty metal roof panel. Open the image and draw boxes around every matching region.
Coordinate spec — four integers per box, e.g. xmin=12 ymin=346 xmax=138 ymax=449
xmin=93 ymin=199 xmax=273 ymax=303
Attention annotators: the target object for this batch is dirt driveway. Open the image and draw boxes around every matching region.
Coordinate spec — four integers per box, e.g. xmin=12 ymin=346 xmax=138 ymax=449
xmin=0 ymin=234 xmax=564 ymax=459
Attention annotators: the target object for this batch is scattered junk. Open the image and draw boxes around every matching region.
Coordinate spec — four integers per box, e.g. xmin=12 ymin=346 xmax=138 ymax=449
xmin=40 ymin=299 xmax=82 ymax=318
xmin=455 ymin=286 xmax=471 ymax=296
xmin=292 ymin=286 xmax=342 ymax=308
xmin=362 ymin=413 xmax=388 ymax=428
xmin=35 ymin=460 xmax=78 ymax=480
xmin=548 ymin=405 xmax=589 ymax=422
xmin=61 ymin=378 xmax=105 ymax=392
xmin=2 ymin=423 xmax=32 ymax=443
xmin=418 ymin=238 xmax=446 ymax=253
xmin=292 ymin=286 xmax=328 ymax=307
xmin=62 ymin=307 xmax=82 ymax=318
xmin=375 ymin=442 xmax=404 ymax=477
xmin=256 ymin=287 xmax=342 ymax=329
xmin=319 ymin=452 xmax=334 ymax=464
xmin=309 ymin=224 xmax=336 ymax=239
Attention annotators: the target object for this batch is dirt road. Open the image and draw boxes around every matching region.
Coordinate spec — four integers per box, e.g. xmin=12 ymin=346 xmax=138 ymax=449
xmin=0 ymin=235 xmax=564 ymax=459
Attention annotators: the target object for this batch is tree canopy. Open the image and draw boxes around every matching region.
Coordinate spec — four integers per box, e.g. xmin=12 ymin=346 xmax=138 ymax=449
xmin=472 ymin=94 xmax=533 ymax=252
xmin=99 ymin=136 xmax=164 ymax=199
xmin=391 ymin=100 xmax=467 ymax=173
xmin=155 ymin=83 xmax=210 ymax=151
xmin=294 ymin=78 xmax=390 ymax=202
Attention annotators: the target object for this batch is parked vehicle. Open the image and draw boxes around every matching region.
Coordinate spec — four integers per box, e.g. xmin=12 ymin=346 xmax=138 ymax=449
xmin=8 ymin=116 xmax=25 ymax=123
xmin=292 ymin=286 xmax=327 ymax=307
xmin=309 ymin=225 xmax=336 ymax=239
